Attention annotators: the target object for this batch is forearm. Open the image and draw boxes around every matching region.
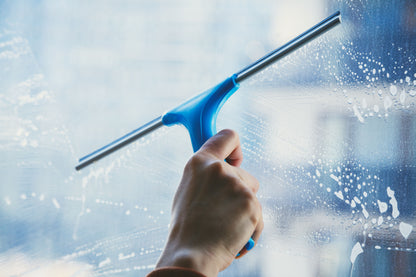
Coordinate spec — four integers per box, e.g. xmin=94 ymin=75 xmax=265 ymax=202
xmin=147 ymin=267 xmax=206 ymax=277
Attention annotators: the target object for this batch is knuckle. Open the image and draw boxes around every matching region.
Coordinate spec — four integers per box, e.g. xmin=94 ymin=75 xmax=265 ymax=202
xmin=240 ymin=192 xmax=260 ymax=223
xmin=243 ymin=187 xmax=256 ymax=202
xmin=238 ymin=188 xmax=256 ymax=209
xmin=250 ymin=177 xmax=260 ymax=193
xmin=185 ymin=153 xmax=205 ymax=171
xmin=206 ymin=160 xmax=227 ymax=176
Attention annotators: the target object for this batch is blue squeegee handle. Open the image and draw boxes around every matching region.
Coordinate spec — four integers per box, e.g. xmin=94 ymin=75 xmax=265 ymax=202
xmin=162 ymin=75 xmax=239 ymax=152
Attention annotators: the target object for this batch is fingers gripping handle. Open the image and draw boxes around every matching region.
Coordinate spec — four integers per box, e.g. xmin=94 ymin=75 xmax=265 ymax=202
xmin=162 ymin=75 xmax=255 ymax=255
xmin=162 ymin=75 xmax=240 ymax=152
xmin=237 ymin=238 xmax=255 ymax=257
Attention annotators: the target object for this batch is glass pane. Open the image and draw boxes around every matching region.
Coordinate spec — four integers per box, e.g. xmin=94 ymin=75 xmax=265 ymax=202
xmin=1 ymin=0 xmax=415 ymax=276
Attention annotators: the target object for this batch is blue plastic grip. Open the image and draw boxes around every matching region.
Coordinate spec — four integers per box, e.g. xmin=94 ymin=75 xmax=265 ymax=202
xmin=236 ymin=238 xmax=255 ymax=257
xmin=245 ymin=237 xmax=255 ymax=251
xmin=162 ymin=75 xmax=239 ymax=152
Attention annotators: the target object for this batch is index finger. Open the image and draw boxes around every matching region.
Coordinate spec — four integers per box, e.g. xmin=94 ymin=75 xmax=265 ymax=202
xmin=199 ymin=129 xmax=243 ymax=167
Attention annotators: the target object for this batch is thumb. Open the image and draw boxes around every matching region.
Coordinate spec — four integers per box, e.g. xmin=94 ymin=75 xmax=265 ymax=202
xmin=199 ymin=129 xmax=243 ymax=167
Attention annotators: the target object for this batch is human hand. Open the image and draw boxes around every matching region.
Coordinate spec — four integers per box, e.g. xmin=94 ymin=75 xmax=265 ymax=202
xmin=155 ymin=129 xmax=263 ymax=277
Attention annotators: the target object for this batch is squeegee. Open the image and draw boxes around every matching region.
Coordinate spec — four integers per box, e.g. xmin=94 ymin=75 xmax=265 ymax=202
xmin=76 ymin=11 xmax=341 ymax=171
xmin=75 ymin=11 xmax=341 ymax=253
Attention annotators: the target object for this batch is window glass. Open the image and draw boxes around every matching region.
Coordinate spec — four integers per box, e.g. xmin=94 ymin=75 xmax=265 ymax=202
xmin=0 ymin=0 xmax=415 ymax=276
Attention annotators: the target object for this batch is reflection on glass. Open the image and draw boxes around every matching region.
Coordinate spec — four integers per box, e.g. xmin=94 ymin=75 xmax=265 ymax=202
xmin=0 ymin=0 xmax=415 ymax=276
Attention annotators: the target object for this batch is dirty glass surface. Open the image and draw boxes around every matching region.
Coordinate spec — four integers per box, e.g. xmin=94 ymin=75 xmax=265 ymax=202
xmin=1 ymin=0 xmax=415 ymax=276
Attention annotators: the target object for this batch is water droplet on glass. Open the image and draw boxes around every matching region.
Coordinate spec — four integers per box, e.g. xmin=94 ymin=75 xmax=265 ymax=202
xmin=389 ymin=85 xmax=397 ymax=96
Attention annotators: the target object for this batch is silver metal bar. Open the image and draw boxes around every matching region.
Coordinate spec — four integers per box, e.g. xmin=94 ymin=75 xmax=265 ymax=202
xmin=235 ymin=11 xmax=341 ymax=83
xmin=75 ymin=116 xmax=164 ymax=171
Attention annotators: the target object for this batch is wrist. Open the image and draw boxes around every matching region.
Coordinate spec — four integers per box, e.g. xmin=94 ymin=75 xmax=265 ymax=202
xmin=156 ymin=246 xmax=220 ymax=277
